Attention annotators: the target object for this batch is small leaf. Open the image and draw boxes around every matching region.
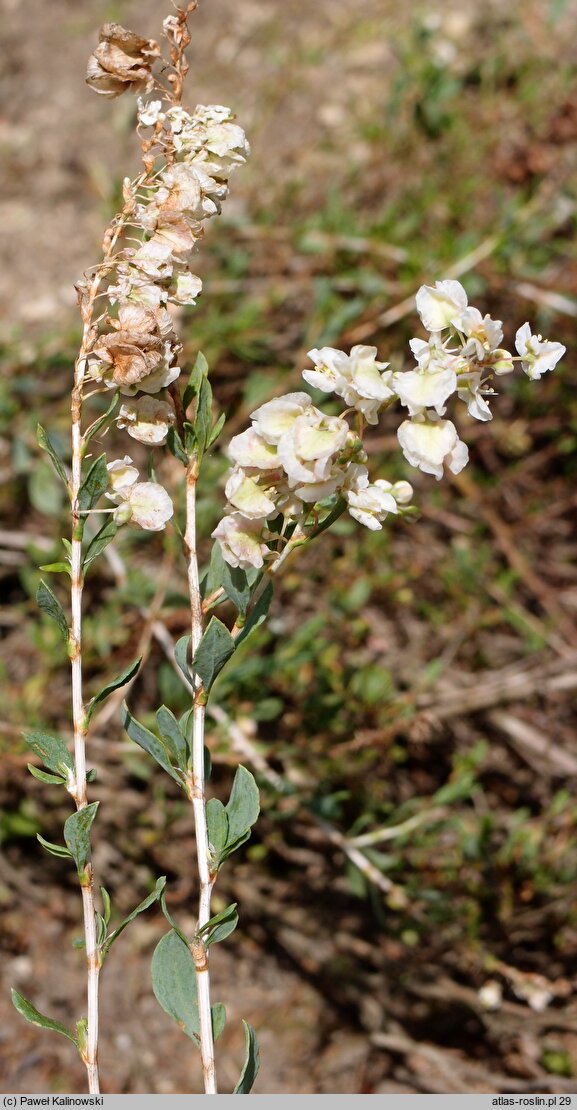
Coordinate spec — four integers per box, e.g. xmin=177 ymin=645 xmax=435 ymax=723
xmin=11 ymin=990 xmax=77 ymax=1044
xmin=37 ymin=833 xmax=73 ymax=859
xmin=156 ymin=705 xmax=188 ymax=770
xmin=212 ymin=1002 xmax=226 ymax=1041
xmin=121 ymin=703 xmax=184 ymax=787
xmin=235 ymin=581 xmax=273 ymax=647
xmin=100 ymin=886 xmax=111 ymax=926
xmin=194 ymin=376 xmax=213 ymax=457
xmin=85 ymin=657 xmax=141 ymax=726
xmin=64 ymin=802 xmax=99 ymax=874
xmin=222 ymin=563 xmax=260 ymax=617
xmin=233 ymin=1020 xmax=260 ymax=1093
xmin=208 ymin=410 xmax=226 ymax=448
xmin=36 ymin=580 xmax=68 ymax=642
xmin=175 ymin=635 xmax=193 ymax=687
xmin=76 ymin=1018 xmax=88 ymax=1058
xmin=193 ymin=617 xmax=235 ymax=692
xmin=167 ymin=426 xmax=190 ymax=466
xmin=96 ymin=912 xmax=107 ymax=947
xmin=25 ymin=730 xmax=73 ymax=775
xmin=37 ymin=424 xmax=69 ymax=487
xmin=198 ymin=903 xmax=239 ymax=947
xmin=38 ymin=561 xmax=71 ymax=576
xmin=27 ymin=764 xmax=67 ymax=786
xmin=83 ymin=517 xmax=118 ymax=570
xmin=151 ymin=930 xmax=200 ymax=1043
xmin=78 ymin=454 xmax=109 ymax=512
xmin=183 ymin=351 xmax=208 ymax=411
xmin=225 ymin=766 xmax=260 ymax=846
xmin=103 ymin=877 xmax=166 ymax=956
xmin=206 ymin=798 xmax=229 ymax=865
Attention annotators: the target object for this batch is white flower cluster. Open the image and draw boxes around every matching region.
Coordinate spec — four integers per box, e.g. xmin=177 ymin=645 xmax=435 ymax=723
xmin=85 ymin=101 xmax=249 ymax=532
xmin=213 ymin=279 xmax=565 ymax=569
xmin=212 ymin=388 xmax=413 ymax=569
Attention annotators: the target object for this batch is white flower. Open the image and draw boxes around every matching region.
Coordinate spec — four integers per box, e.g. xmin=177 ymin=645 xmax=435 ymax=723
xmin=171 ymin=272 xmax=203 ymax=305
xmin=119 ymin=348 xmax=181 ymax=397
xmin=515 ymin=323 xmax=565 ymax=380
xmin=137 ymin=98 xmax=165 ymax=127
xmin=212 ymin=513 xmax=269 ymax=569
xmin=456 ymin=369 xmax=493 ymax=422
xmin=107 ymin=456 xmax=139 ymax=492
xmin=304 ymin=345 xmax=394 ymax=423
xmin=114 ymin=481 xmax=174 ymax=531
xmin=225 ymin=468 xmax=276 ymax=519
xmin=397 ymin=414 xmax=469 ymax=480
xmin=346 ymin=481 xmax=398 ymax=530
xmin=117 ymin=397 xmax=175 ymax=446
xmin=416 ymin=279 xmax=468 ymax=332
xmin=454 ymin=306 xmax=504 ymax=360
xmin=250 ymin=392 xmax=312 ymax=444
xmin=227 ymin=428 xmax=279 ymax=469
xmin=394 ymin=365 xmax=457 ymax=416
xmin=277 ymin=411 xmax=349 ymax=484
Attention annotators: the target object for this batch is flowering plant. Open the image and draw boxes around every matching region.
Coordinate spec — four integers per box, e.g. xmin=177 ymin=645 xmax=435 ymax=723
xmin=11 ymin=1 xmax=565 ymax=1096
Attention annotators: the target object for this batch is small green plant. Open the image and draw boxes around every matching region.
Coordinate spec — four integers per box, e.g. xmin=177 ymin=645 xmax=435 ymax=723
xmin=11 ymin=0 xmax=566 ymax=1095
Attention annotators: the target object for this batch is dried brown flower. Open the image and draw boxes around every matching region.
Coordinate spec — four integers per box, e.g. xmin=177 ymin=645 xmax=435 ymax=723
xmin=86 ymin=23 xmax=160 ymax=98
xmin=92 ymin=305 xmax=178 ymax=387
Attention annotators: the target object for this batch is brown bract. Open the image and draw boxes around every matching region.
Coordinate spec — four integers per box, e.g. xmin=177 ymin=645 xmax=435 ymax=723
xmin=93 ymin=304 xmax=178 ymax=387
xmin=86 ymin=23 xmax=160 ymax=98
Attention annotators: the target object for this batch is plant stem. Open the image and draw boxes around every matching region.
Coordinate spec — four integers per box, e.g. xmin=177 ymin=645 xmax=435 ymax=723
xmin=68 ymin=218 xmax=126 ymax=1093
xmin=185 ymin=457 xmax=217 ymax=1094
xmin=70 ymin=351 xmax=100 ymax=1094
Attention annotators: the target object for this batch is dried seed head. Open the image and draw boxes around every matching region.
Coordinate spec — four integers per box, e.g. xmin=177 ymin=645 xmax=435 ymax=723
xmin=86 ymin=23 xmax=160 ymax=98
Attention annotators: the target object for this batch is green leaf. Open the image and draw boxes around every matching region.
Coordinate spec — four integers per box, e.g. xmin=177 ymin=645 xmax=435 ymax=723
xmin=151 ymin=930 xmax=200 ymax=1043
xmin=225 ymin=766 xmax=260 ymax=846
xmin=208 ymin=411 xmax=226 ymax=448
xmin=156 ymin=706 xmax=188 ymax=770
xmin=235 ymin=581 xmax=273 ymax=647
xmin=194 ymin=377 xmax=213 ymax=457
xmin=24 ymin=732 xmax=73 ymax=777
xmin=167 ymin=426 xmax=190 ymax=466
xmin=103 ymin=877 xmax=166 ymax=956
xmin=37 ymin=833 xmax=73 ymax=859
xmin=76 ymin=1018 xmax=88 ymax=1058
xmin=38 ymin=561 xmax=71 ymax=576
xmin=222 ymin=564 xmax=260 ymax=617
xmin=175 ymin=635 xmax=193 ymax=687
xmin=37 ymin=424 xmax=69 ymax=487
xmin=36 ymin=580 xmax=68 ymax=642
xmin=83 ymin=517 xmax=118 ymax=570
xmin=24 ymin=730 xmax=73 ymax=775
xmin=100 ymin=886 xmax=111 ymax=926
xmin=11 ymin=990 xmax=77 ymax=1044
xmin=120 ymin=703 xmax=184 ymax=787
xmin=193 ymin=617 xmax=235 ymax=692
xmin=83 ymin=394 xmax=119 ymax=447
xmin=27 ymin=764 xmax=67 ymax=786
xmin=183 ymin=351 xmax=208 ymax=411
xmin=85 ymin=658 xmax=141 ymax=726
xmin=96 ymin=912 xmax=107 ymax=947
xmin=197 ymin=903 xmax=239 ymax=947
xmin=63 ymin=802 xmax=99 ymax=874
xmin=78 ymin=454 xmax=109 ymax=512
xmin=206 ymin=798 xmax=229 ymax=866
xmin=233 ymin=1020 xmax=260 ymax=1093
xmin=212 ymin=1002 xmax=226 ymax=1041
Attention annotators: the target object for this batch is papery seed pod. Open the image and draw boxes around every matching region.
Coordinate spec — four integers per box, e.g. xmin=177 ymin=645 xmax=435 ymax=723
xmin=86 ymin=23 xmax=160 ymax=98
